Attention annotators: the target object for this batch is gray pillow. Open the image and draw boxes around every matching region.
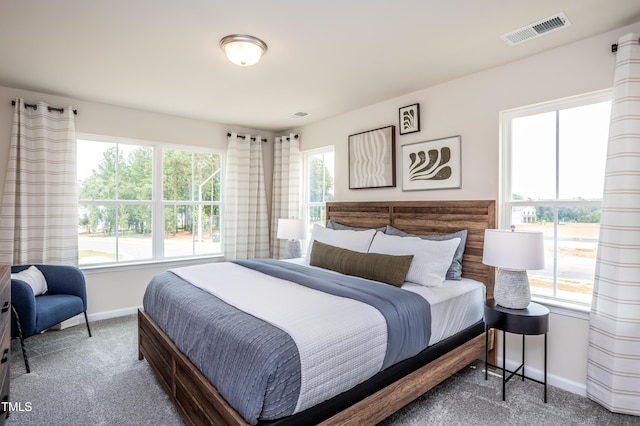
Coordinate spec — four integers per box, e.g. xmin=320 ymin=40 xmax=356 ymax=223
xmin=326 ymin=220 xmax=386 ymax=232
xmin=384 ymin=225 xmax=467 ymax=280
xmin=310 ymin=240 xmax=413 ymax=287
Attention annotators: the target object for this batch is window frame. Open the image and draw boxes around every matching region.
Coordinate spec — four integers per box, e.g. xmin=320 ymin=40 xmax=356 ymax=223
xmin=77 ymin=133 xmax=225 ymax=269
xmin=160 ymin=146 xmax=224 ymax=260
xmin=499 ymin=90 xmax=611 ymax=308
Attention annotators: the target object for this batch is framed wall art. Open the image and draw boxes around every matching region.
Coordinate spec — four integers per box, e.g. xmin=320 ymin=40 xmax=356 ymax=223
xmin=348 ymin=125 xmax=396 ymax=189
xmin=399 ymin=103 xmax=420 ymax=135
xmin=401 ymin=135 xmax=461 ymax=191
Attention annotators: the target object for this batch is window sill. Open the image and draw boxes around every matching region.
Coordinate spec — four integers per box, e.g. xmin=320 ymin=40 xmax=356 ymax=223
xmin=80 ymin=255 xmax=224 ymax=275
xmin=531 ymin=296 xmax=590 ymax=320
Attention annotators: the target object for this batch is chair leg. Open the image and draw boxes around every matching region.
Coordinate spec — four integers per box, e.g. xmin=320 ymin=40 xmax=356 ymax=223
xmin=10 ymin=305 xmax=31 ymax=374
xmin=84 ymin=311 xmax=92 ymax=337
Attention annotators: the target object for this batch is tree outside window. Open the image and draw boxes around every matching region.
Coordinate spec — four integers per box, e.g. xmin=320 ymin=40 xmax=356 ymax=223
xmin=304 ymin=148 xmax=334 ymax=240
xmin=77 ymin=137 xmax=222 ymax=265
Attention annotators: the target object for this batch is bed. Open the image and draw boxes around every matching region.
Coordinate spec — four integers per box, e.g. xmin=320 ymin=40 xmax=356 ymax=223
xmin=138 ymin=200 xmax=496 ymax=426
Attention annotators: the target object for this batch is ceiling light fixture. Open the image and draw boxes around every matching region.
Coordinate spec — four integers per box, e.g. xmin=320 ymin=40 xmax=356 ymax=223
xmin=219 ymin=34 xmax=268 ymax=66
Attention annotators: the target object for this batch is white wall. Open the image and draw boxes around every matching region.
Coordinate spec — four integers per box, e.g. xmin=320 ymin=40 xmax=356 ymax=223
xmin=295 ymin=21 xmax=640 ymax=395
xmin=0 ymin=85 xmax=276 ymax=317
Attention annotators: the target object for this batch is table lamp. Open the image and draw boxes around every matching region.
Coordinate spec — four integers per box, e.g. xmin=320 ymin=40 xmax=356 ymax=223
xmin=277 ymin=218 xmax=306 ymax=259
xmin=482 ymin=227 xmax=545 ymax=309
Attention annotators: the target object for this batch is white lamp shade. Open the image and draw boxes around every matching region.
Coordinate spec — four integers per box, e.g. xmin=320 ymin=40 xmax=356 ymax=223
xmin=277 ymin=219 xmax=306 ymax=240
xmin=220 ymin=35 xmax=267 ymax=66
xmin=482 ymin=229 xmax=545 ymax=270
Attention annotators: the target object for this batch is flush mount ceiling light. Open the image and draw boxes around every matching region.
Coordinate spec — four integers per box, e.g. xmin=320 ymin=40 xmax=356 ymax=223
xmin=220 ymin=34 xmax=268 ymax=66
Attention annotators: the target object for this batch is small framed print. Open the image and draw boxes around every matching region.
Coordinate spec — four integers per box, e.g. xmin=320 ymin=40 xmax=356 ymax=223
xmin=399 ymin=103 xmax=420 ymax=135
xmin=401 ymin=135 xmax=461 ymax=191
xmin=348 ymin=125 xmax=396 ymax=189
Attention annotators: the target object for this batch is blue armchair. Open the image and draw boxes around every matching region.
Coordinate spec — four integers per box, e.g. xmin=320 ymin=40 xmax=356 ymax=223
xmin=11 ymin=264 xmax=92 ymax=373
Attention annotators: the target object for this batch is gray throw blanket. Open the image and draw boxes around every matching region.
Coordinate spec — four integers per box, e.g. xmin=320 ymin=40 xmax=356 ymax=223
xmin=143 ymin=271 xmax=301 ymax=424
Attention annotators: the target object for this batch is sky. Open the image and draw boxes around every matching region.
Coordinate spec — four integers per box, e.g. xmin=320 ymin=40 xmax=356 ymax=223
xmin=510 ymin=100 xmax=611 ymax=201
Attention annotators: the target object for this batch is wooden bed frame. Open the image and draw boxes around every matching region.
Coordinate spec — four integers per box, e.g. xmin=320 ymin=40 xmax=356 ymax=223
xmin=138 ymin=200 xmax=496 ymax=426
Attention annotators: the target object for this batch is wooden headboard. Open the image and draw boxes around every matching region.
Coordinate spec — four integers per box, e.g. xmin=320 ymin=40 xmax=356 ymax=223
xmin=326 ymin=200 xmax=496 ymax=298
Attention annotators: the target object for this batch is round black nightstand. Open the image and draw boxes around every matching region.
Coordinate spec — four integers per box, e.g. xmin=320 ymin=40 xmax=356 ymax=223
xmin=484 ymin=298 xmax=550 ymax=402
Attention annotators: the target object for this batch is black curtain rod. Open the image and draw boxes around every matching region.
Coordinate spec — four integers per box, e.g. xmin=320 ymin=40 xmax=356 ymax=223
xmin=279 ymin=134 xmax=300 ymax=142
xmin=226 ymin=132 xmax=267 ymax=142
xmin=11 ymin=100 xmax=77 ymax=115
xmin=611 ymin=37 xmax=640 ymax=53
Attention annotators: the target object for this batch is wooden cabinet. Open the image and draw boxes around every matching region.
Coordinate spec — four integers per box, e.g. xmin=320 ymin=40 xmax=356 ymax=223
xmin=0 ymin=266 xmax=9 ymax=425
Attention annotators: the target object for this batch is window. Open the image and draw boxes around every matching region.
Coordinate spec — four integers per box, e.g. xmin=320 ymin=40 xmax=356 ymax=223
xmin=501 ymin=91 xmax=611 ymax=306
xmin=162 ymin=148 xmax=222 ymax=259
xmin=303 ymin=146 xmax=334 ymax=235
xmin=77 ymin=136 xmax=223 ymax=266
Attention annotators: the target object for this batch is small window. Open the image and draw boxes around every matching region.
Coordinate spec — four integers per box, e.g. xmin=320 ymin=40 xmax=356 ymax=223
xmin=303 ymin=146 xmax=334 ymax=237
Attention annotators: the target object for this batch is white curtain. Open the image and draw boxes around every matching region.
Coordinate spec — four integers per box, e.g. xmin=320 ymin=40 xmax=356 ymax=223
xmin=0 ymin=99 xmax=78 ymax=265
xmin=222 ymin=132 xmax=270 ymax=260
xmin=270 ymin=134 xmax=301 ymax=259
xmin=587 ymin=33 xmax=640 ymax=416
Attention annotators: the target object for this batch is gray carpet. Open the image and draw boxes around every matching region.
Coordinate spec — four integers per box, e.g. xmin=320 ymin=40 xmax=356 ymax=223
xmin=6 ymin=315 xmax=639 ymax=426
xmin=8 ymin=315 xmax=183 ymax=426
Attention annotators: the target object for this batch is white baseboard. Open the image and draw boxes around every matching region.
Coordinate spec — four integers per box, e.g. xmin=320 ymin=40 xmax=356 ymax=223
xmin=87 ymin=306 xmax=141 ymax=322
xmin=51 ymin=306 xmax=141 ymax=331
xmin=496 ymin=356 xmax=587 ymax=397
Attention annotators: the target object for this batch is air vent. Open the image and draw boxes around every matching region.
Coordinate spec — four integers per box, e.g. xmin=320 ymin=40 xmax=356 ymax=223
xmin=501 ymin=12 xmax=571 ymax=46
xmin=288 ymin=111 xmax=309 ymax=119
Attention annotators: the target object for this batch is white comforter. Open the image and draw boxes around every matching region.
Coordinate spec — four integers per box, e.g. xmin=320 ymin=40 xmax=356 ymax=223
xmin=170 ymin=262 xmax=389 ymax=413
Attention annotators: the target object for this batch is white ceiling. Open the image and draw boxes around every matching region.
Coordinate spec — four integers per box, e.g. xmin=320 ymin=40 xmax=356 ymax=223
xmin=2 ymin=0 xmax=640 ymax=132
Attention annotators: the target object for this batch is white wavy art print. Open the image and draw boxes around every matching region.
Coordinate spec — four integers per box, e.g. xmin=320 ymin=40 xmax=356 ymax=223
xmin=349 ymin=128 xmax=393 ymax=188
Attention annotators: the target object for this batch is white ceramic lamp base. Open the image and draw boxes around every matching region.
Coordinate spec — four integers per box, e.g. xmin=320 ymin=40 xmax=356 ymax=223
xmin=283 ymin=240 xmax=301 ymax=259
xmin=494 ymin=268 xmax=531 ymax=309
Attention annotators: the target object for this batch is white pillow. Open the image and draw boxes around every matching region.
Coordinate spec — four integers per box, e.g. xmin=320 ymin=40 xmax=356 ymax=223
xmin=11 ymin=265 xmax=48 ymax=296
xmin=305 ymin=224 xmax=377 ymax=263
xmin=368 ymin=232 xmax=460 ymax=287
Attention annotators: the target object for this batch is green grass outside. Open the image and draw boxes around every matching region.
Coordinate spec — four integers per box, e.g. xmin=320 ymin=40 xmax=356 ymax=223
xmin=79 ymin=250 xmax=124 ymax=261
